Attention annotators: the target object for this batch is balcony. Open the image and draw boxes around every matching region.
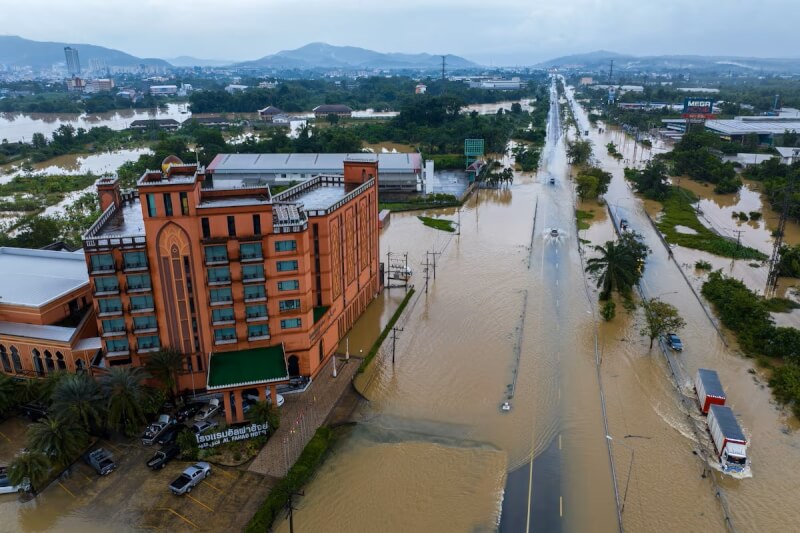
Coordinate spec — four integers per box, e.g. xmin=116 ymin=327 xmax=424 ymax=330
xmin=210 ymin=298 xmax=233 ymax=307
xmin=136 ymin=343 xmax=160 ymax=354
xmin=123 ymin=262 xmax=148 ymax=273
xmin=214 ymin=335 xmax=237 ymax=346
xmin=244 ymin=295 xmax=267 ymax=303
xmin=90 ymin=264 xmax=116 ymax=275
xmin=205 ymin=255 xmax=229 ymax=266
xmin=127 ymin=284 xmax=152 ymax=293
xmin=101 ymin=327 xmax=127 ymax=338
xmin=129 ymin=304 xmax=155 ymax=314
xmin=246 ymin=314 xmax=268 ymax=323
xmin=94 ymin=287 xmax=120 ymax=297
xmin=212 ymin=319 xmax=236 ymax=326
xmin=207 ymin=276 xmax=232 ymax=286
xmin=240 ymin=253 xmax=263 ymax=263
xmin=106 ymin=349 xmax=130 ymax=358
xmin=133 ymin=325 xmax=158 ymax=334
xmin=248 ymin=334 xmax=271 ymax=341
xmin=242 ymin=274 xmax=266 ymax=284
xmin=97 ymin=307 xmax=123 ymax=318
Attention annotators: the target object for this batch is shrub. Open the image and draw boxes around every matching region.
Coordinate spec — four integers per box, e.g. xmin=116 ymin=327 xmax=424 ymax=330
xmin=695 ymin=260 xmax=713 ymax=270
xmin=748 ymin=211 xmax=762 ymax=221
xmin=600 ymin=301 xmax=616 ymax=321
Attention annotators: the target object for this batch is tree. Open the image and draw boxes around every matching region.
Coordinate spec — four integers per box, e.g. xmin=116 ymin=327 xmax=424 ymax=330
xmin=145 ymin=349 xmax=183 ymax=400
xmin=640 ymin=298 xmax=687 ymax=349
xmin=625 ymin=160 xmax=671 ymax=200
xmin=50 ymin=373 xmax=105 ymax=433
xmin=31 ymin=132 xmax=47 ymax=149
xmin=100 ymin=366 xmax=150 ymax=436
xmin=7 ymin=452 xmax=49 ymax=493
xmin=0 ymin=374 xmax=18 ymax=416
xmin=586 ymin=236 xmax=648 ymax=300
xmin=27 ymin=416 xmax=87 ymax=467
xmin=567 ymin=139 xmax=592 ymax=165
xmin=248 ymin=400 xmax=280 ymax=430
xmin=576 ymin=167 xmax=612 ymax=200
xmin=177 ymin=429 xmax=199 ymax=461
xmin=325 ymin=113 xmax=339 ymax=125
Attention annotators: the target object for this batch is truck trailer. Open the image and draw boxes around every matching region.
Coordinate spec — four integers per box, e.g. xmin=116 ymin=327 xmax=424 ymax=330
xmin=695 ymin=368 xmax=726 ymax=414
xmin=707 ymin=404 xmax=748 ymax=473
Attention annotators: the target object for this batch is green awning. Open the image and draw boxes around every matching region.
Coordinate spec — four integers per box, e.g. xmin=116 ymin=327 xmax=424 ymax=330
xmin=207 ymin=344 xmax=289 ymax=390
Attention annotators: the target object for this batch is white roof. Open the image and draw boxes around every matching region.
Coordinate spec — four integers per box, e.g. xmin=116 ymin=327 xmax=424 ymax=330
xmin=74 ymin=337 xmax=102 ymax=351
xmin=208 ymin=152 xmax=421 ymax=175
xmin=705 ymin=119 xmax=800 ymax=136
xmin=0 ymin=321 xmax=76 ymax=343
xmin=0 ymin=247 xmax=89 ymax=308
xmin=775 ymin=147 xmax=800 ymax=158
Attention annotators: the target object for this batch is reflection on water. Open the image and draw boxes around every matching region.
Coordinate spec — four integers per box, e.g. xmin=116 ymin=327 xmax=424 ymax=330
xmin=1 ymin=148 xmax=153 ymax=183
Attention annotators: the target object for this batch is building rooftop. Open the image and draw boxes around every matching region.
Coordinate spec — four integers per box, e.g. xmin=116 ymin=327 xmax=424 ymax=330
xmin=207 ymin=345 xmax=289 ymax=390
xmin=0 ymin=247 xmax=89 ymax=308
xmin=776 ymin=146 xmax=800 ymax=159
xmin=313 ymin=104 xmax=352 ymax=113
xmin=91 ymin=198 xmax=146 ymax=239
xmin=705 ymin=118 xmax=800 ymax=136
xmin=0 ymin=320 xmax=77 ymax=343
xmin=273 ymin=175 xmax=373 ymax=215
xmin=207 ymin=152 xmax=421 ymax=175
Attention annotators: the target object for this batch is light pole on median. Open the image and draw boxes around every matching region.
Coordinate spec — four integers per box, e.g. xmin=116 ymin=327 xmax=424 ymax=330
xmin=606 ymin=434 xmax=634 ymax=515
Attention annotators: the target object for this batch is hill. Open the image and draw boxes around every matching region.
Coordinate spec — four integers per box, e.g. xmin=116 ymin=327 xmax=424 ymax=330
xmin=0 ymin=35 xmax=170 ymax=69
xmin=236 ymin=42 xmax=479 ymax=70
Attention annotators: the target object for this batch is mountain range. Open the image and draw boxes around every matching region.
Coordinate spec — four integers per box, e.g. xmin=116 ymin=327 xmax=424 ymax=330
xmin=0 ymin=35 xmax=169 ymax=69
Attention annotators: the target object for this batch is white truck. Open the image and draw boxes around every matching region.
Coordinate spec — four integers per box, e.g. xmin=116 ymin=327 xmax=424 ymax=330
xmin=695 ymin=368 xmax=726 ymax=414
xmin=169 ymin=462 xmax=211 ymax=495
xmin=707 ymin=404 xmax=748 ymax=474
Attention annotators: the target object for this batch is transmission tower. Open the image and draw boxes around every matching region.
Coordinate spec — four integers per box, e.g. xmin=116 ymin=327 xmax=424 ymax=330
xmin=766 ymin=176 xmax=796 ymax=295
xmin=609 ymin=59 xmax=614 ymax=82
xmin=441 ymin=55 xmax=447 ymax=82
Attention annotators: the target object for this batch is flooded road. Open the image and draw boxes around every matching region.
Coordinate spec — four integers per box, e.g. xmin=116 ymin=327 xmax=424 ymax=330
xmin=273 ymin=79 xmax=618 ymax=532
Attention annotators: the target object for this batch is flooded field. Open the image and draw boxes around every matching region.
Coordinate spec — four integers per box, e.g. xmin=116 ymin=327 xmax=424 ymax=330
xmin=0 ymin=148 xmax=152 ymax=182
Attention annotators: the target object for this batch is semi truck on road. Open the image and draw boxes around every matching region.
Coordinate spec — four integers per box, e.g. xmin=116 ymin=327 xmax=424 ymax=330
xmin=695 ymin=368 xmax=726 ymax=414
xmin=707 ymin=404 xmax=748 ymax=474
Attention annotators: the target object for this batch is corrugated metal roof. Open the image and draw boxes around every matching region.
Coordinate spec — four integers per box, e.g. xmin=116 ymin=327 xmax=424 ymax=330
xmin=709 ymin=405 xmax=746 ymax=442
xmin=697 ymin=368 xmax=725 ymax=398
xmin=0 ymin=247 xmax=89 ymax=308
xmin=208 ymin=152 xmax=421 ymax=174
xmin=705 ymin=119 xmax=800 ymax=136
xmin=0 ymin=320 xmax=76 ymax=343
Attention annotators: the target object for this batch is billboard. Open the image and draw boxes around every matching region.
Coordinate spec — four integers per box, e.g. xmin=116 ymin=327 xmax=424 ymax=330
xmin=683 ymin=98 xmax=714 ymax=118
xmin=196 ymin=422 xmax=269 ymax=449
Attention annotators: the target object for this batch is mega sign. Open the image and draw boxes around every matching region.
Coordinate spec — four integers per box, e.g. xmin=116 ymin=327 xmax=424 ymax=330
xmin=196 ymin=422 xmax=269 ymax=449
xmin=683 ymin=98 xmax=714 ymax=115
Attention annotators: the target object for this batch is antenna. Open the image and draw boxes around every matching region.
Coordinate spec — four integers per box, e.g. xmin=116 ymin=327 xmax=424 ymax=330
xmin=441 ymin=55 xmax=447 ymax=82
xmin=609 ymin=59 xmax=614 ymax=82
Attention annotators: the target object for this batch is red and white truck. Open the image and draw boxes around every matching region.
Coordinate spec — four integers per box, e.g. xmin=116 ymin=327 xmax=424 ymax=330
xmin=707 ymin=404 xmax=748 ymax=473
xmin=695 ymin=368 xmax=726 ymax=414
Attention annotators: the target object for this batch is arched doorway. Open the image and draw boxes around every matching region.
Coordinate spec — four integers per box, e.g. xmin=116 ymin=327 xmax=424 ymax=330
xmin=32 ymin=349 xmax=44 ymax=376
xmin=0 ymin=345 xmax=10 ymax=373
xmin=287 ymin=355 xmax=300 ymax=377
xmin=11 ymin=347 xmax=22 ymax=373
xmin=56 ymin=351 xmax=66 ymax=371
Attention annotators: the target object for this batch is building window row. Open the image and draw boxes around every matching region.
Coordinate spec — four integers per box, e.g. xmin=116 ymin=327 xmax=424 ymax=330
xmin=137 ymin=335 xmax=160 ymax=352
xmin=212 ymin=307 xmax=236 ymax=324
xmin=242 ymin=264 xmax=265 ymax=282
xmin=106 ymin=338 xmax=129 ymax=354
xmin=201 ymin=214 xmax=263 ymax=240
xmin=276 ymin=260 xmax=298 ymax=272
xmin=248 ymin=324 xmax=269 ymax=339
xmin=127 ymin=274 xmax=152 ymax=291
xmin=94 ymin=276 xmax=119 ymax=294
xmin=90 ymin=253 xmax=115 ymax=273
xmin=98 ymin=297 xmax=123 ymax=315
xmin=279 ymin=299 xmax=301 ymax=313
xmin=275 ymin=239 xmax=297 ymax=252
xmin=146 ymin=192 xmax=189 ymax=218
xmin=130 ymin=294 xmax=155 ymax=312
xmin=281 ymin=318 xmax=302 ymax=329
xmin=133 ymin=315 xmax=158 ymax=332
xmin=277 ymin=279 xmax=300 ymax=291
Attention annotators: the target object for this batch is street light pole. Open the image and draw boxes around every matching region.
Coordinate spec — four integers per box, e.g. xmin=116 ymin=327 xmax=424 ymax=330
xmin=606 ymin=435 xmax=635 ymax=515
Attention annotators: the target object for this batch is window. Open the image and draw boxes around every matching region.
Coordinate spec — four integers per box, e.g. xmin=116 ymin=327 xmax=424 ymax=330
xmin=11 ymin=347 xmax=21 ymax=373
xmin=212 ymin=308 xmax=235 ymax=323
xmin=123 ymin=251 xmax=147 ymax=270
xmin=242 ymin=264 xmax=265 ymax=281
xmin=133 ymin=316 xmax=157 ymax=331
xmin=106 ymin=338 xmax=129 ymax=353
xmin=276 ymin=260 xmax=298 ymax=272
xmin=180 ymin=192 xmax=189 ymax=215
xmin=244 ymin=285 xmax=266 ymax=301
xmin=227 ymin=215 xmax=236 ymax=237
xmin=248 ymin=324 xmax=269 ymax=339
xmin=201 ymin=217 xmax=211 ymax=238
xmin=281 ymin=318 xmax=302 ymax=329
xmin=210 ymin=287 xmax=233 ymax=304
xmin=130 ymin=294 xmax=154 ymax=311
xmin=98 ymin=298 xmax=122 ymax=314
xmin=246 ymin=304 xmax=267 ymax=319
xmin=137 ymin=335 xmax=160 ymax=351
xmin=102 ymin=318 xmax=125 ymax=334
xmin=94 ymin=276 xmax=119 ymax=293
xmin=279 ymin=299 xmax=301 ymax=312
xmin=278 ymin=280 xmax=300 ymax=291
xmin=275 ymin=240 xmax=297 ymax=252
xmin=90 ymin=254 xmax=114 ymax=272
xmin=163 ymin=193 xmax=173 ymax=216
xmin=146 ymin=194 xmax=157 ymax=217
xmin=214 ymin=328 xmax=237 ymax=343
xmin=0 ymin=345 xmax=10 ymax=373
xmin=126 ymin=274 xmax=151 ymax=291
xmin=240 ymin=242 xmax=262 ymax=260
xmin=205 ymin=245 xmax=227 ymax=263
xmin=208 ymin=267 xmax=231 ymax=284
xmin=253 ymin=214 xmax=261 ymax=235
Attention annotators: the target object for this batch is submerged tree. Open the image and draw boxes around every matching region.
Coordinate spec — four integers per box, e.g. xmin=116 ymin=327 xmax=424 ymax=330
xmin=640 ymin=298 xmax=687 ymax=349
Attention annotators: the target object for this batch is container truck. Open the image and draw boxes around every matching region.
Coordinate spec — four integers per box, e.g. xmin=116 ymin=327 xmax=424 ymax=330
xmin=707 ymin=404 xmax=748 ymax=473
xmin=695 ymin=368 xmax=726 ymax=414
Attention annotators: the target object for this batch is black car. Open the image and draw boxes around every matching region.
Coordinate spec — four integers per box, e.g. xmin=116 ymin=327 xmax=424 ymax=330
xmin=146 ymin=444 xmax=180 ymax=470
xmin=157 ymin=424 xmax=184 ymax=446
xmin=175 ymin=402 xmax=204 ymax=423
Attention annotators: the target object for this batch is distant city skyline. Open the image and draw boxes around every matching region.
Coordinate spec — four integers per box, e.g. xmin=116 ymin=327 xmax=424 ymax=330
xmin=1 ymin=0 xmax=798 ymax=66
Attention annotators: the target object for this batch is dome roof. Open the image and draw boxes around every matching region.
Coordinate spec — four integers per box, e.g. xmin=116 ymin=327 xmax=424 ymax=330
xmin=161 ymin=155 xmax=183 ymax=174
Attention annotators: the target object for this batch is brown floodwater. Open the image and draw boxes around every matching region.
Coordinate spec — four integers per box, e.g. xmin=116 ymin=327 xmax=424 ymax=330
xmin=1 ymin=148 xmax=152 ymax=183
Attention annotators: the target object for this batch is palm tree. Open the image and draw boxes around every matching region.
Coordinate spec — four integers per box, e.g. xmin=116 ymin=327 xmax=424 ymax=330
xmin=100 ymin=366 xmax=149 ymax=436
xmin=585 ymin=240 xmax=639 ymax=300
xmin=27 ymin=416 xmax=87 ymax=468
xmin=7 ymin=451 xmax=49 ymax=493
xmin=40 ymin=370 xmax=69 ymax=403
xmin=247 ymin=400 xmax=280 ymax=430
xmin=17 ymin=378 xmax=44 ymax=404
xmin=0 ymin=374 xmax=18 ymax=415
xmin=144 ymin=349 xmax=183 ymax=400
xmin=50 ymin=373 xmax=105 ymax=433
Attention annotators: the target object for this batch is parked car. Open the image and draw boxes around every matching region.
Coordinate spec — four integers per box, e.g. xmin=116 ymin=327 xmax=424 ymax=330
xmin=169 ymin=462 xmax=211 ymax=495
xmin=18 ymin=402 xmax=47 ymax=422
xmin=146 ymin=445 xmax=180 ymax=470
xmin=194 ymin=399 xmax=221 ymax=421
xmin=85 ymin=448 xmax=117 ymax=476
xmin=175 ymin=402 xmax=204 ymax=423
xmin=549 ymin=177 xmax=555 ymax=185
xmin=666 ymin=333 xmax=684 ymax=351
xmin=244 ymin=392 xmax=285 ymax=408
xmin=156 ymin=424 xmax=184 ymax=446
xmin=620 ymin=218 xmax=629 ymax=232
xmin=141 ymin=414 xmax=177 ymax=446
xmin=191 ymin=420 xmax=219 ymax=434
xmin=0 ymin=467 xmax=30 ymax=494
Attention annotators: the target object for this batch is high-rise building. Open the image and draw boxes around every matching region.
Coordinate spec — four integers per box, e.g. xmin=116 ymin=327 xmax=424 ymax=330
xmin=79 ymin=155 xmax=381 ymax=423
xmin=64 ymin=47 xmax=81 ymax=76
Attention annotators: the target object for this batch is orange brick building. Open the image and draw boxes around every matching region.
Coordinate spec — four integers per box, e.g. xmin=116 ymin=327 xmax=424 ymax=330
xmin=81 ymin=155 xmax=381 ymax=423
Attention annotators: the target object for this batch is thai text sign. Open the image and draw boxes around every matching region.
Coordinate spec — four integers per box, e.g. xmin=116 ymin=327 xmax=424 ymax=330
xmin=683 ymin=98 xmax=714 ymax=115
xmin=196 ymin=422 xmax=269 ymax=449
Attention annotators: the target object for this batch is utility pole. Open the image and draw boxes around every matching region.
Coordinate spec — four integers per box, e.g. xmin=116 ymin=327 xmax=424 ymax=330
xmin=286 ymin=491 xmax=304 ymax=533
xmin=766 ymin=174 xmax=796 ymax=295
xmin=391 ymin=326 xmax=404 ymax=364
xmin=456 ymin=208 xmax=461 ymax=236
xmin=423 ymin=254 xmax=431 ymax=294
xmin=427 ymin=250 xmax=442 ymax=280
xmin=731 ymin=229 xmax=744 ymax=260
xmin=441 ymin=55 xmax=447 ymax=83
xmin=609 ymin=59 xmax=614 ymax=82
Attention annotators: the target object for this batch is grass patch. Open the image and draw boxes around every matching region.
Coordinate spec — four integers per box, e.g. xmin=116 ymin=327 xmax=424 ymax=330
xmin=575 ymin=209 xmax=595 ymax=230
xmin=695 ymin=260 xmax=713 ymax=270
xmin=417 ymin=216 xmax=455 ymax=232
xmin=765 ymin=298 xmax=800 ymax=313
xmin=657 ymin=187 xmax=766 ymax=260
xmin=245 ymin=427 xmax=334 ymax=533
xmin=358 ymin=288 xmax=415 ymax=373
xmin=379 ymin=193 xmax=460 ymax=213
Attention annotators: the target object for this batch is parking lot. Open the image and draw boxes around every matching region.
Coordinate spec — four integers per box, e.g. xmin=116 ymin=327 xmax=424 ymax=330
xmin=0 ymin=416 xmax=274 ymax=532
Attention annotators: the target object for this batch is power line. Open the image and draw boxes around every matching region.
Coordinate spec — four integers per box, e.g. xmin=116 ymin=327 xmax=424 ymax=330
xmin=427 ymin=250 xmax=442 ymax=280
xmin=766 ymin=174 xmax=796 ymax=295
xmin=391 ymin=326 xmax=404 ymax=365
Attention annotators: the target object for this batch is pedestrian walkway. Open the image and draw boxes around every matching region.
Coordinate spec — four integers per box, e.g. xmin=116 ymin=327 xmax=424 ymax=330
xmin=248 ymin=354 xmax=361 ymax=477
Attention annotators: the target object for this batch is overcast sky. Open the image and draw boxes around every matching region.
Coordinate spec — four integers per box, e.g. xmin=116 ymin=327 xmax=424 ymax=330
xmin=2 ymin=0 xmax=798 ymax=64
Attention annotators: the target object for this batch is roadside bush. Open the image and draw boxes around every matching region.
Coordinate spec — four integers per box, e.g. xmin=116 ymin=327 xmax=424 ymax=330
xmin=601 ymin=301 xmax=616 ymax=321
xmin=177 ymin=429 xmax=199 ymax=460
xmin=695 ymin=260 xmax=713 ymax=270
xmin=769 ymin=363 xmax=800 ymax=418
xmin=748 ymin=211 xmax=762 ymax=221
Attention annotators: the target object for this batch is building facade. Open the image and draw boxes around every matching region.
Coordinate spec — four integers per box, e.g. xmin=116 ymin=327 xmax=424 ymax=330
xmin=64 ymin=47 xmax=81 ymax=76
xmin=81 ymin=156 xmax=381 ymax=423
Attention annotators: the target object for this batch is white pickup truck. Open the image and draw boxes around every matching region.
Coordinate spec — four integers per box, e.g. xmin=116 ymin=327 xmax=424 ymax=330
xmin=169 ymin=462 xmax=211 ymax=495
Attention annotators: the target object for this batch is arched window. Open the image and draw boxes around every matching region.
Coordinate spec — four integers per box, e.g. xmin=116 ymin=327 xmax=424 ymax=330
xmin=287 ymin=355 xmax=300 ymax=377
xmin=75 ymin=359 xmax=85 ymax=373
xmin=56 ymin=351 xmax=66 ymax=371
xmin=32 ymin=349 xmax=44 ymax=376
xmin=11 ymin=346 xmax=22 ymax=373
xmin=44 ymin=350 xmax=55 ymax=374
xmin=0 ymin=345 xmax=10 ymax=373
